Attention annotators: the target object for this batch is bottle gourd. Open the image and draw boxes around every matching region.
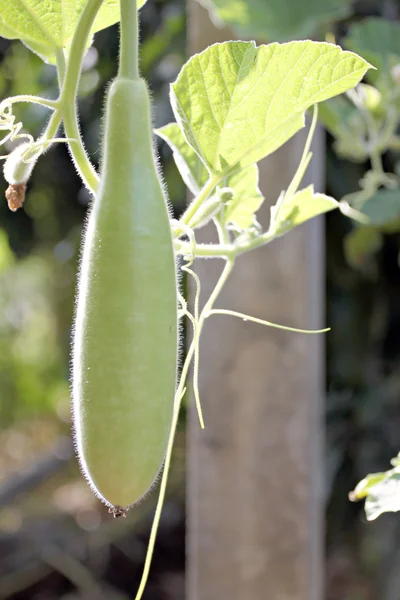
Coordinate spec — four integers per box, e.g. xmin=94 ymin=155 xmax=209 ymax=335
xmin=72 ymin=76 xmax=178 ymax=510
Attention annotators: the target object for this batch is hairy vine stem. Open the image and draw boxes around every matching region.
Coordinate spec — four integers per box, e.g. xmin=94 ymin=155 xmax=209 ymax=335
xmin=57 ymin=0 xmax=103 ymax=193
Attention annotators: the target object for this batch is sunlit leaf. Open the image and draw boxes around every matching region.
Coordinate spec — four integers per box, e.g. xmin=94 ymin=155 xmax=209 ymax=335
xmin=157 ymin=122 xmax=264 ymax=229
xmin=171 ymin=41 xmax=372 ymax=181
xmin=349 ymin=471 xmax=387 ymax=501
xmin=364 ymin=473 xmax=400 ymax=521
xmin=0 ymin=0 xmax=146 ymax=64
xmin=350 ymin=455 xmax=400 ymax=521
xmin=271 ymin=185 xmax=338 ymax=235
xmin=156 ymin=122 xmax=208 ymax=195
xmin=202 ymin=0 xmax=351 ymax=42
xmin=221 ymin=164 xmax=263 ymax=229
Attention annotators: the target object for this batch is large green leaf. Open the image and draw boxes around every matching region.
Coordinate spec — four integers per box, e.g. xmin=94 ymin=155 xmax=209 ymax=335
xmin=171 ymin=41 xmax=372 ymax=180
xmin=157 ymin=122 xmax=264 ymax=229
xmin=344 ymin=18 xmax=400 ymax=83
xmin=203 ymin=0 xmax=351 ymax=42
xmin=0 ymin=0 xmax=145 ymax=64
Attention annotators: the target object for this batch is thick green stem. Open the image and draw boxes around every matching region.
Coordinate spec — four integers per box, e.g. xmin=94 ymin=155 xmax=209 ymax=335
xmin=175 ymin=240 xmax=235 ymax=259
xmin=180 ymin=175 xmax=220 ymax=229
xmin=370 ymin=149 xmax=384 ymax=176
xmin=119 ymin=0 xmax=140 ymax=80
xmin=58 ymin=0 xmax=103 ymax=193
xmin=55 ymin=47 xmax=66 ymax=89
xmin=40 ymin=110 xmax=62 ymax=146
xmin=176 ymin=228 xmax=277 ymax=259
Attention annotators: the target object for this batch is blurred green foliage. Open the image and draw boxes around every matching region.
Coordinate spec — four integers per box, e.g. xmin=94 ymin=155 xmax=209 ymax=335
xmin=1 ymin=0 xmax=400 ymax=598
xmin=0 ymin=0 xmax=186 ymax=430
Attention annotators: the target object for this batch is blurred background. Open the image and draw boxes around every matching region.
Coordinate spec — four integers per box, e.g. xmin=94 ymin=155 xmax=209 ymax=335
xmin=1 ymin=0 xmax=400 ymax=598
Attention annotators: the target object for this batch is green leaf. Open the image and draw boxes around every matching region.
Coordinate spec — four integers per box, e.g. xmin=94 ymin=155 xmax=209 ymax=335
xmin=391 ymin=453 xmax=400 ymax=468
xmin=156 ymin=122 xmax=209 ymax=195
xmin=361 ymin=189 xmax=400 ymax=226
xmin=349 ymin=457 xmax=400 ymax=521
xmin=157 ymin=122 xmax=264 ymax=229
xmin=0 ymin=14 xmax=54 ymax=62
xmin=203 ymin=0 xmax=351 ymax=42
xmin=271 ymin=185 xmax=339 ymax=235
xmin=171 ymin=41 xmax=372 ymax=180
xmin=221 ymin=164 xmax=263 ymax=229
xmin=349 ymin=472 xmax=387 ymax=501
xmin=344 ymin=18 xmax=400 ymax=84
xmin=0 ymin=0 xmax=146 ymax=64
xmin=344 ymin=227 xmax=383 ymax=269
xmin=364 ymin=473 xmax=400 ymax=521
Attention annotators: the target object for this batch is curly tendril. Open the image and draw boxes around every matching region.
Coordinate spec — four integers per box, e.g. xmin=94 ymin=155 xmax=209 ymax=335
xmin=0 ymin=102 xmax=34 ymax=153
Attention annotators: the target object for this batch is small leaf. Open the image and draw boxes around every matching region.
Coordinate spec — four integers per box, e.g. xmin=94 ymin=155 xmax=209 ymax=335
xmin=364 ymin=472 xmax=400 ymax=521
xmin=361 ymin=189 xmax=400 ymax=226
xmin=203 ymin=0 xmax=351 ymax=43
xmin=157 ymin=122 xmax=264 ymax=229
xmin=350 ymin=457 xmax=400 ymax=521
xmin=391 ymin=453 xmax=400 ymax=468
xmin=0 ymin=0 xmax=146 ymax=64
xmin=171 ymin=41 xmax=373 ymax=180
xmin=156 ymin=122 xmax=208 ymax=195
xmin=271 ymin=185 xmax=338 ymax=235
xmin=349 ymin=471 xmax=387 ymax=501
xmin=344 ymin=227 xmax=383 ymax=269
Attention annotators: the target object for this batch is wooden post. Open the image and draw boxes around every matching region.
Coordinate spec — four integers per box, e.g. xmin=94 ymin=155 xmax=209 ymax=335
xmin=186 ymin=4 xmax=325 ymax=600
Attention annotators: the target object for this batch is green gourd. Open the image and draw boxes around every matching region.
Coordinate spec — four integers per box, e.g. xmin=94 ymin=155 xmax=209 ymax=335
xmin=72 ymin=76 xmax=178 ymax=511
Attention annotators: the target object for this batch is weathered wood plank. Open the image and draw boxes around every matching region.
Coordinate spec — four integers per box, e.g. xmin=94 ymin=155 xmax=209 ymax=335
xmin=186 ymin=4 xmax=325 ymax=600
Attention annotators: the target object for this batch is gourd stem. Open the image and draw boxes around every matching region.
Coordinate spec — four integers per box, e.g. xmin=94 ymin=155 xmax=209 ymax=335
xmin=119 ymin=0 xmax=140 ymax=80
xmin=58 ymin=0 xmax=103 ymax=193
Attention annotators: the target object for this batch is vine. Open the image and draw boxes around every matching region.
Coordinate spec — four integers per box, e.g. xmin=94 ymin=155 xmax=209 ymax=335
xmin=0 ymin=0 xmax=375 ymax=597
